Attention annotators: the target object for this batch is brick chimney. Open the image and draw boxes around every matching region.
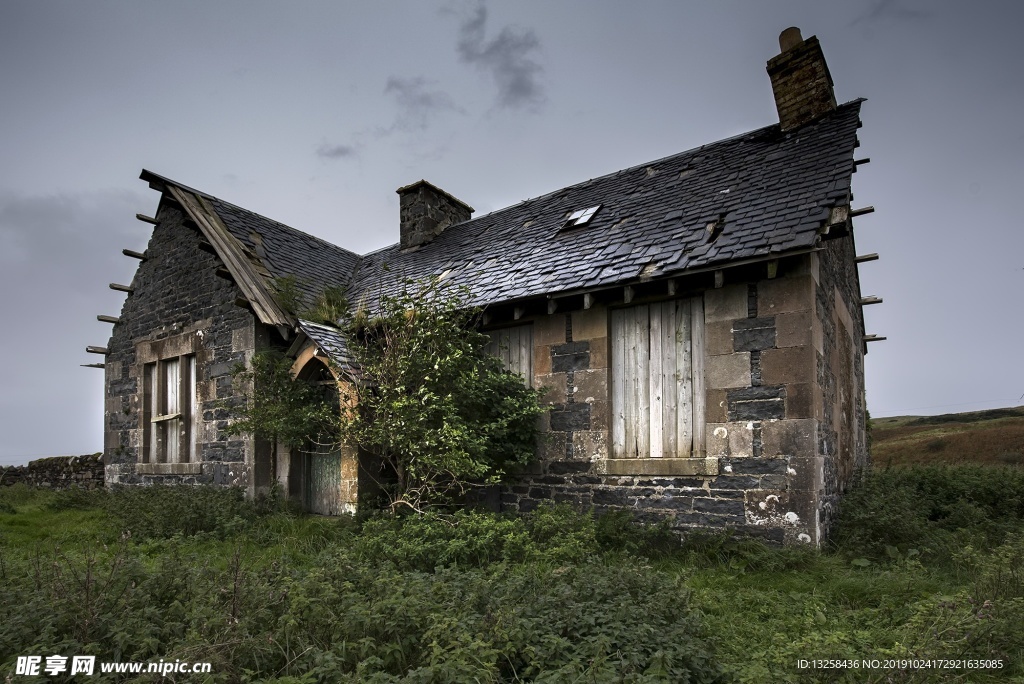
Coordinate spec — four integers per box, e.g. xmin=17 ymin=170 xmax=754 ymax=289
xmin=766 ymin=27 xmax=837 ymax=132
xmin=396 ymin=180 xmax=473 ymax=251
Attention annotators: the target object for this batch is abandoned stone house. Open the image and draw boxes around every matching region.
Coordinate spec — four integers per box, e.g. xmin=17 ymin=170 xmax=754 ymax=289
xmin=93 ymin=28 xmax=876 ymax=544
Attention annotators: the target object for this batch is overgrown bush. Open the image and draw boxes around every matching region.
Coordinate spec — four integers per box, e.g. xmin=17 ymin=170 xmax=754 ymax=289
xmin=102 ymin=485 xmax=266 ymax=540
xmin=832 ymin=464 xmax=1024 ymax=562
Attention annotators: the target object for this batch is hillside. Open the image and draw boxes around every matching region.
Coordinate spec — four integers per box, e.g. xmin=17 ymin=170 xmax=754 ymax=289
xmin=871 ymin=405 xmax=1024 ymax=468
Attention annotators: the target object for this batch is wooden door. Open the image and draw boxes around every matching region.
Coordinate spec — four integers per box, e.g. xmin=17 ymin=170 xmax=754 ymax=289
xmin=306 ymin=446 xmax=343 ymax=515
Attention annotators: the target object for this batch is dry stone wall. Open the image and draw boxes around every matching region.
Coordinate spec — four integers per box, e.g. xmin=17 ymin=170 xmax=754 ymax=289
xmin=0 ymin=454 xmax=105 ymax=489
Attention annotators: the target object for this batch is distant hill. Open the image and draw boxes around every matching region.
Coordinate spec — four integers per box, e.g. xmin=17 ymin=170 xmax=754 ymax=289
xmin=870 ymin=406 xmax=1024 ymax=468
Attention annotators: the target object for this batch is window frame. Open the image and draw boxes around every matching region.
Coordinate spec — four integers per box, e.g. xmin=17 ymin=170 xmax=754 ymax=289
xmin=142 ymin=354 xmax=197 ymax=464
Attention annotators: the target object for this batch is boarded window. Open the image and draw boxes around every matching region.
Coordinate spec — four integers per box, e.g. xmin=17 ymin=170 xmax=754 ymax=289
xmin=143 ymin=355 xmax=197 ymax=463
xmin=483 ymin=325 xmax=534 ymax=387
xmin=611 ymin=298 xmax=705 ymax=459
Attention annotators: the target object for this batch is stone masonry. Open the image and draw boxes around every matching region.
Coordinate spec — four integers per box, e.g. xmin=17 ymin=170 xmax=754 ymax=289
xmin=104 ymin=203 xmax=263 ymax=493
xmin=502 ymin=249 xmax=867 ymax=545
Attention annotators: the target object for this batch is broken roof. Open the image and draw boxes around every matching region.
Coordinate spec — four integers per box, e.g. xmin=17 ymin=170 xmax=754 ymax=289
xmin=141 ymin=98 xmax=863 ymax=357
xmin=350 ymin=99 xmax=863 ymax=308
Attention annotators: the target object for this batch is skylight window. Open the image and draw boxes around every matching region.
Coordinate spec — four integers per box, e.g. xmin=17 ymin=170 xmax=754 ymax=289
xmin=562 ymin=205 xmax=601 ymax=229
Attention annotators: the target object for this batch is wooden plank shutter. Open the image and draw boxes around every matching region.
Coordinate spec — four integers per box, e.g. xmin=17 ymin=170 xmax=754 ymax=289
xmin=611 ymin=297 xmax=705 ymax=459
xmin=484 ymin=325 xmax=534 ymax=387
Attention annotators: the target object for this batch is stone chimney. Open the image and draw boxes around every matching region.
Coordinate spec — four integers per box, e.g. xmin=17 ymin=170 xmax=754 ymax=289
xmin=766 ymin=27 xmax=837 ymax=132
xmin=396 ymin=180 xmax=473 ymax=251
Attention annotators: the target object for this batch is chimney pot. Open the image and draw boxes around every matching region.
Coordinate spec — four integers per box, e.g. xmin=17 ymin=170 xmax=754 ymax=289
xmin=779 ymin=27 xmax=803 ymax=52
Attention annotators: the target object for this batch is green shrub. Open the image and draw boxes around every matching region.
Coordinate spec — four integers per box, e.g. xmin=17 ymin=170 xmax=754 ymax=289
xmin=0 ymin=483 xmax=44 ymax=508
xmin=832 ymin=465 xmax=1024 ymax=562
xmin=103 ymin=485 xmax=263 ymax=540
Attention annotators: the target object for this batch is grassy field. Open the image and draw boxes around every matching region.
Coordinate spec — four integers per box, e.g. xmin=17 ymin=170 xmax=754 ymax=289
xmin=871 ymin=406 xmax=1024 ymax=468
xmin=2 ymin=470 xmax=1022 ymax=683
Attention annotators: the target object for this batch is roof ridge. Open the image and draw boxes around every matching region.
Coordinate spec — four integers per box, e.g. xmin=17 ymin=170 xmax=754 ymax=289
xmin=351 ymin=99 xmax=864 ymax=257
xmin=139 ymin=169 xmax=361 ymax=261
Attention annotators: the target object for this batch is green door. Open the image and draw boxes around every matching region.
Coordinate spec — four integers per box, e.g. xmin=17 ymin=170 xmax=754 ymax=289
xmin=306 ymin=446 xmax=342 ymax=515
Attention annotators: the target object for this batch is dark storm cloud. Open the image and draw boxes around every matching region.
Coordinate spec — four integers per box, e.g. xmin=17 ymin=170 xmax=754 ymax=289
xmin=455 ymin=3 xmax=544 ymax=110
xmin=316 ymin=143 xmax=358 ymax=160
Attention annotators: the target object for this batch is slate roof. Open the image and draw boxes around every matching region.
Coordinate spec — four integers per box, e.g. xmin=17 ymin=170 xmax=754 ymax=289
xmin=348 ymin=99 xmax=863 ymax=308
xmin=296 ymin=320 xmax=358 ymax=376
xmin=209 ymin=199 xmax=361 ymax=304
xmin=144 ymin=99 xmax=863 ymax=364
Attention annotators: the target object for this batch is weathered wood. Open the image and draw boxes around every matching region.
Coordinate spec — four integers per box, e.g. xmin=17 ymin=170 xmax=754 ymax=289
xmin=667 ymin=279 xmax=677 ymax=296
xmin=860 ymin=296 xmax=883 ymax=305
xmin=86 ymin=346 xmax=109 ymax=355
xmin=81 ymin=363 xmax=105 ymax=369
xmin=97 ymin=315 xmax=120 ymax=324
xmin=513 ymin=306 xmax=524 ymax=321
xmin=649 ymin=304 xmax=664 ymax=458
xmin=661 ymin=302 xmax=678 ymax=458
xmin=864 ymin=335 xmax=887 ymax=342
xmin=850 ymin=206 xmax=875 ymax=217
xmin=122 ymin=248 xmax=147 ymax=260
xmin=547 ymin=299 xmax=558 ymax=315
xmin=633 ymin=306 xmax=650 ymax=458
xmin=234 ymin=297 xmax=253 ymax=310
xmin=690 ymin=297 xmax=706 ymax=456
xmin=767 ymin=260 xmax=779 ymax=279
xmin=679 ymin=299 xmax=696 ymax=457
xmin=583 ymin=293 xmax=594 ymax=310
xmin=109 ymin=283 xmax=134 ymax=293
xmin=611 ymin=309 xmax=627 ymax=458
xmin=855 ymin=253 xmax=879 ymax=263
xmin=482 ymin=311 xmax=492 ymax=326
xmin=215 ymin=267 xmax=233 ymax=280
xmin=623 ymin=286 xmax=634 ymax=304
xmin=714 ymin=270 xmax=724 ymax=289
xmin=854 ymin=157 xmax=871 ymax=167
xmin=136 ymin=213 xmax=159 ymax=225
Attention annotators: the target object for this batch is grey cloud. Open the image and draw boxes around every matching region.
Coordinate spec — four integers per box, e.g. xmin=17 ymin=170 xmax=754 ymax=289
xmin=851 ymin=0 xmax=930 ymax=26
xmin=384 ymin=76 xmax=461 ymax=131
xmin=456 ymin=4 xmax=544 ymax=110
xmin=316 ymin=143 xmax=358 ymax=160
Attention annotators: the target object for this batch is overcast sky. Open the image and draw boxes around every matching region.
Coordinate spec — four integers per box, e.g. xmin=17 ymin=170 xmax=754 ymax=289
xmin=1 ymin=1 xmax=1022 ymax=465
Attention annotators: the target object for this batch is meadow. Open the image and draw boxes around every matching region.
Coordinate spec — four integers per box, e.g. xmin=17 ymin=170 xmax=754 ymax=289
xmin=1 ymin=460 xmax=1022 ymax=682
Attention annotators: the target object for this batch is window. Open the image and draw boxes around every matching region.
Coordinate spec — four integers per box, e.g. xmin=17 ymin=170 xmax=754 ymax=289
xmin=561 ymin=205 xmax=601 ymax=229
xmin=484 ymin=325 xmax=534 ymax=387
xmin=142 ymin=355 xmax=197 ymax=463
xmin=611 ymin=297 xmax=705 ymax=459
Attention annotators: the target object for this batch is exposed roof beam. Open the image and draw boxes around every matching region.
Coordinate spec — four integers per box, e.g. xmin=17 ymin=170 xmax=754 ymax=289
xmin=86 ymin=346 xmax=109 ymax=355
xmin=850 ymin=206 xmax=875 ymax=218
xmin=109 ymin=283 xmax=133 ymax=293
xmin=855 ymin=253 xmax=879 ymax=263
xmin=122 ymin=248 xmax=146 ymax=260
xmin=97 ymin=315 xmax=120 ymax=324
xmin=135 ymin=213 xmax=158 ymax=225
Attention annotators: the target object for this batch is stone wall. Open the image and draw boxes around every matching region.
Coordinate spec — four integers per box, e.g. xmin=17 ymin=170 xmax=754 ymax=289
xmin=1 ymin=454 xmax=105 ymax=489
xmin=814 ymin=233 xmax=870 ymax=539
xmin=104 ymin=202 xmax=260 ymax=492
xmin=501 ymin=261 xmax=833 ymax=544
